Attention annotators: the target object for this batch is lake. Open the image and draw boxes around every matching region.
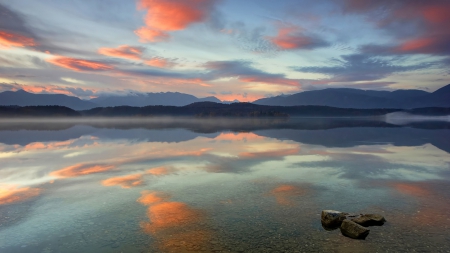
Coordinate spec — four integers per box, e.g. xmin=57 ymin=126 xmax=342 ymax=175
xmin=1 ymin=117 xmax=450 ymax=252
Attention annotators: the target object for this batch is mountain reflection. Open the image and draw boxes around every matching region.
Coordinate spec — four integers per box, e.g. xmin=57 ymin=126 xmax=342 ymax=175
xmin=0 ymin=118 xmax=449 ymax=252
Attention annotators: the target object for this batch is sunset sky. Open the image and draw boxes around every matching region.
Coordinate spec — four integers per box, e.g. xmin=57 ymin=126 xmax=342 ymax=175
xmin=0 ymin=0 xmax=449 ymax=101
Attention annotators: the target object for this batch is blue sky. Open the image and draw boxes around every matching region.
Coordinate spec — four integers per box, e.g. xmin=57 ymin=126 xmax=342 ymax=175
xmin=0 ymin=0 xmax=449 ymax=101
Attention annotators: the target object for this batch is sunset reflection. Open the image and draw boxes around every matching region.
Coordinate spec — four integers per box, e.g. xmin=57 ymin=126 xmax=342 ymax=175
xmin=23 ymin=140 xmax=76 ymax=151
xmin=137 ymin=190 xmax=215 ymax=252
xmin=101 ymin=174 xmax=143 ymax=188
xmin=269 ymin=184 xmax=308 ymax=206
xmin=137 ymin=191 xmax=168 ymax=205
xmin=146 ymin=166 xmax=170 ymax=176
xmin=390 ymin=181 xmax=450 ymax=230
xmin=50 ymin=164 xmax=115 ymax=178
xmin=142 ymin=202 xmax=202 ymax=233
xmin=215 ymin=132 xmax=263 ymax=141
xmin=393 ymin=183 xmax=431 ymax=197
xmin=0 ymin=185 xmax=41 ymax=205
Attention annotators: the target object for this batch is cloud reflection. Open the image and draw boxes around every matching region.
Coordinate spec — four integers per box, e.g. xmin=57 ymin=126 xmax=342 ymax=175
xmin=137 ymin=190 xmax=214 ymax=252
xmin=50 ymin=164 xmax=115 ymax=178
xmin=269 ymin=184 xmax=308 ymax=206
xmin=101 ymin=174 xmax=143 ymax=188
xmin=0 ymin=185 xmax=41 ymax=205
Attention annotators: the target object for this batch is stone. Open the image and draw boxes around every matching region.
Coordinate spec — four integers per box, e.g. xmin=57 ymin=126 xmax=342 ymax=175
xmin=351 ymin=214 xmax=386 ymax=227
xmin=340 ymin=220 xmax=370 ymax=239
xmin=321 ymin=210 xmax=348 ymax=230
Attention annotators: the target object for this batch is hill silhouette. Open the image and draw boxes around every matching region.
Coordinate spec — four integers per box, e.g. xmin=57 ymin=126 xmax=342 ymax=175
xmin=254 ymin=84 xmax=450 ymax=109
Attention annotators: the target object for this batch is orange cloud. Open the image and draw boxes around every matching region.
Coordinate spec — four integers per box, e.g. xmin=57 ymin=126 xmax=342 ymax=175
xmin=50 ymin=164 xmax=115 ymax=178
xmin=0 ymin=30 xmax=35 ymax=49
xmin=137 ymin=191 xmax=169 ymax=205
xmin=46 ymin=56 xmax=114 ymax=71
xmin=145 ymin=57 xmax=176 ymax=68
xmin=134 ymin=27 xmax=170 ymax=42
xmin=98 ymin=45 xmax=144 ymax=60
xmin=135 ymin=0 xmax=217 ymax=42
xmin=101 ymin=174 xmax=143 ymax=188
xmin=0 ymin=185 xmax=41 ymax=205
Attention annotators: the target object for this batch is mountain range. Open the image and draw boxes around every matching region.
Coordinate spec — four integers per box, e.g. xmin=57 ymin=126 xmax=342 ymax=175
xmin=254 ymin=84 xmax=450 ymax=109
xmin=0 ymin=90 xmax=221 ymax=110
xmin=0 ymin=84 xmax=449 ymax=110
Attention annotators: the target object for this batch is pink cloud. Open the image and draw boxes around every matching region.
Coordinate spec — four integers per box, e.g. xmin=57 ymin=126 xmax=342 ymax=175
xmin=47 ymin=56 xmax=114 ymax=71
xmin=135 ymin=0 xmax=218 ymax=42
xmin=98 ymin=45 xmax=144 ymax=60
xmin=266 ymin=25 xmax=327 ymax=50
xmin=145 ymin=57 xmax=177 ymax=68
xmin=0 ymin=30 xmax=35 ymax=49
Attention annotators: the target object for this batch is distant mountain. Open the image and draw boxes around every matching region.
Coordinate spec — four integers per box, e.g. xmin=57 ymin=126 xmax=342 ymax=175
xmin=0 ymin=90 xmax=98 ymax=110
xmin=90 ymin=92 xmax=222 ymax=107
xmin=222 ymin=99 xmax=241 ymax=104
xmin=254 ymin=84 xmax=450 ymax=109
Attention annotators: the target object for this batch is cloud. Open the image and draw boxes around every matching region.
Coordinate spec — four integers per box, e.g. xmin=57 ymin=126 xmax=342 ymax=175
xmin=293 ymin=53 xmax=431 ymax=82
xmin=223 ymin=22 xmax=277 ymax=53
xmin=0 ymin=30 xmax=36 ymax=49
xmin=341 ymin=0 xmax=450 ymax=56
xmin=47 ymin=56 xmax=114 ymax=71
xmin=135 ymin=0 xmax=218 ymax=42
xmin=204 ymin=60 xmax=301 ymax=87
xmin=0 ymin=82 xmax=99 ymax=99
xmin=266 ymin=24 xmax=329 ymax=50
xmin=0 ymin=3 xmax=37 ymax=41
xmin=145 ymin=57 xmax=177 ymax=68
xmin=98 ymin=45 xmax=145 ymax=60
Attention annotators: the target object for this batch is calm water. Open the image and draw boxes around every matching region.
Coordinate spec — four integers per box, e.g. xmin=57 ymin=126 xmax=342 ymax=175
xmin=1 ymin=117 xmax=450 ymax=253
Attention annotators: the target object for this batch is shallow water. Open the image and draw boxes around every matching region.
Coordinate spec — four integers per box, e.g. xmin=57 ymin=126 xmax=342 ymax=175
xmin=0 ymin=117 xmax=450 ymax=253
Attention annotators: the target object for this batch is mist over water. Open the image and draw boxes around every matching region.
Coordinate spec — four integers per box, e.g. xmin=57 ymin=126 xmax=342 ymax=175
xmin=0 ymin=117 xmax=450 ymax=252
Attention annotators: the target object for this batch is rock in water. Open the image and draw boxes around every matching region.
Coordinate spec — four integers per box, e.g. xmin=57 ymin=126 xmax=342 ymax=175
xmin=321 ymin=210 xmax=348 ymax=230
xmin=351 ymin=214 xmax=386 ymax=227
xmin=340 ymin=220 xmax=370 ymax=239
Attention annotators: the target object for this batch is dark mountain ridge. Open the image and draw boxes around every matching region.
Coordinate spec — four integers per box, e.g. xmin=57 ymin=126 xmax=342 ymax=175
xmin=89 ymin=92 xmax=221 ymax=107
xmin=0 ymin=90 xmax=97 ymax=110
xmin=254 ymin=84 xmax=450 ymax=109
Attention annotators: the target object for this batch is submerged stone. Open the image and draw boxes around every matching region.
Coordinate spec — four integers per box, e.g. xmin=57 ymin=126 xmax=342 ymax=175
xmin=321 ymin=210 xmax=348 ymax=230
xmin=351 ymin=214 xmax=386 ymax=227
xmin=340 ymin=220 xmax=370 ymax=239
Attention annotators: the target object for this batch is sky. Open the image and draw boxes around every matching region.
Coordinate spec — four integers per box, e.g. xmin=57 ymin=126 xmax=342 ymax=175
xmin=0 ymin=0 xmax=449 ymax=101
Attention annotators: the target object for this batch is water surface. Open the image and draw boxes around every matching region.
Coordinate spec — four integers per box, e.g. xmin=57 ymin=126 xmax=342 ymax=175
xmin=1 ymin=117 xmax=450 ymax=252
